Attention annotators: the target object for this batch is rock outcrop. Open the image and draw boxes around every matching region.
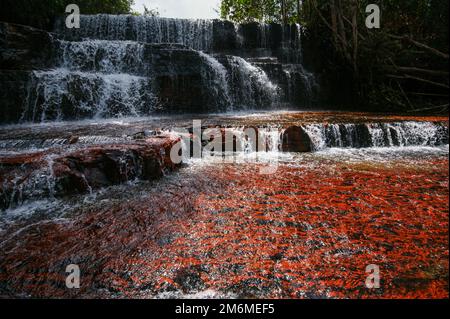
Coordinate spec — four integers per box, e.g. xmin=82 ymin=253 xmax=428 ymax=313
xmin=0 ymin=22 xmax=55 ymax=123
xmin=0 ymin=134 xmax=180 ymax=209
xmin=0 ymin=70 xmax=30 ymax=123
xmin=0 ymin=22 xmax=54 ymax=70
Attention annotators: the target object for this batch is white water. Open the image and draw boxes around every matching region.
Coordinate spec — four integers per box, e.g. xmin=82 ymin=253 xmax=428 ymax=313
xmin=57 ymin=15 xmax=215 ymax=51
xmin=302 ymin=122 xmax=448 ymax=150
xmin=224 ymin=56 xmax=280 ymax=109
xmin=57 ymin=39 xmax=145 ymax=74
xmin=198 ymin=52 xmax=233 ymax=110
xmin=282 ymin=64 xmax=317 ymax=102
xmin=23 ymin=69 xmax=158 ymax=122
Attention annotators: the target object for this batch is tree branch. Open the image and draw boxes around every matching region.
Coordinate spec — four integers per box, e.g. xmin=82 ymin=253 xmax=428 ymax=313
xmin=387 ymin=34 xmax=449 ymax=59
xmin=396 ymin=66 xmax=449 ymax=77
xmin=387 ymin=74 xmax=450 ymax=89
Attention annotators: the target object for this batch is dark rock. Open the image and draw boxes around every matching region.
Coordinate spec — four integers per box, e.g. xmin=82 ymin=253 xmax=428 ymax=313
xmin=389 ymin=127 xmax=402 ymax=146
xmin=282 ymin=126 xmax=313 ymax=152
xmin=212 ymin=20 xmax=238 ymax=52
xmin=146 ymin=46 xmax=230 ymax=113
xmin=0 ymin=70 xmax=30 ymax=124
xmin=355 ymin=124 xmax=373 ymax=148
xmin=68 ymin=136 xmax=79 ymax=144
xmin=0 ymin=22 xmax=54 ymax=70
xmin=173 ymin=267 xmax=205 ymax=293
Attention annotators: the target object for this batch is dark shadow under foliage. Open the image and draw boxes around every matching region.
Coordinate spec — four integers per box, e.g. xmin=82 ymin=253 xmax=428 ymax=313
xmin=222 ymin=0 xmax=449 ymax=114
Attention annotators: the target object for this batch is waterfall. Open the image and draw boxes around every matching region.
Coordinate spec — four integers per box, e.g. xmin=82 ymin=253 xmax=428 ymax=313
xmin=282 ymin=64 xmax=317 ymax=105
xmin=302 ymin=122 xmax=449 ymax=151
xmin=198 ymin=52 xmax=233 ymax=111
xmin=217 ymin=126 xmax=282 ymax=154
xmin=56 ymin=40 xmax=146 ymax=74
xmin=219 ymin=56 xmax=280 ymax=109
xmin=55 ymin=15 xmax=215 ymax=52
xmin=1 ymin=15 xmax=321 ymax=123
xmin=22 ymin=69 xmax=157 ymax=122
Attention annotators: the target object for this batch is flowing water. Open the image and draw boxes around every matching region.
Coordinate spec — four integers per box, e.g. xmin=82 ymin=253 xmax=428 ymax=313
xmin=55 ymin=15 xmax=215 ymax=51
xmin=0 ymin=14 xmax=448 ymax=299
xmin=5 ymin=15 xmax=316 ymax=123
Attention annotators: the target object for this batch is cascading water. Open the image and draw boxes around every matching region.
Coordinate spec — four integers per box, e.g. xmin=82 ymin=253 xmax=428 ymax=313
xmin=15 ymin=15 xmax=313 ymax=122
xmin=56 ymin=40 xmax=146 ymax=74
xmin=302 ymin=122 xmax=449 ymax=151
xmin=218 ymin=56 xmax=281 ymax=109
xmin=198 ymin=52 xmax=233 ymax=111
xmin=282 ymin=64 xmax=318 ymax=105
xmin=23 ymin=69 xmax=157 ymax=122
xmin=55 ymin=15 xmax=215 ymax=51
xmin=1 ymin=15 xmax=449 ymax=301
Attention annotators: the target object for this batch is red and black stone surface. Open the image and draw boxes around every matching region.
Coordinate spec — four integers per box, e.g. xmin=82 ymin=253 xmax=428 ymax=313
xmin=0 ymin=150 xmax=447 ymax=299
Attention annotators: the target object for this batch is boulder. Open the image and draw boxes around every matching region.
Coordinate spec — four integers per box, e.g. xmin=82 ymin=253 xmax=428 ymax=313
xmin=282 ymin=126 xmax=313 ymax=152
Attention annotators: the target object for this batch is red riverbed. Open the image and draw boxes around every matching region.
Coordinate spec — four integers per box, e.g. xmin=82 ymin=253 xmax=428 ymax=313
xmin=0 ymin=154 xmax=448 ymax=299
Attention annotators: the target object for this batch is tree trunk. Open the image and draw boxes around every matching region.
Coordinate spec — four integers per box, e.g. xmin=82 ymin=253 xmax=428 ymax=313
xmin=281 ymin=0 xmax=286 ymax=24
xmin=330 ymin=0 xmax=338 ymax=46
xmin=351 ymin=0 xmax=358 ymax=76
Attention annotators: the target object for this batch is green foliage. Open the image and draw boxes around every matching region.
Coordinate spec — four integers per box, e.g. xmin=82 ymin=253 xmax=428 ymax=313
xmin=220 ymin=0 xmax=301 ymax=23
xmin=221 ymin=0 xmax=449 ymax=113
xmin=0 ymin=0 xmax=135 ymax=30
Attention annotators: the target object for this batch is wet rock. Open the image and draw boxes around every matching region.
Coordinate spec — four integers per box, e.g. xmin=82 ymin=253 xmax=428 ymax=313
xmin=54 ymin=136 xmax=180 ymax=193
xmin=0 ymin=22 xmax=54 ymax=70
xmin=0 ymin=147 xmax=447 ymax=298
xmin=212 ymin=20 xmax=238 ymax=52
xmin=0 ymin=135 xmax=180 ymax=209
xmin=281 ymin=126 xmax=313 ymax=152
xmin=0 ymin=70 xmax=30 ymax=124
xmin=173 ymin=267 xmax=205 ymax=293
xmin=355 ymin=124 xmax=374 ymax=148
xmin=68 ymin=136 xmax=79 ymax=144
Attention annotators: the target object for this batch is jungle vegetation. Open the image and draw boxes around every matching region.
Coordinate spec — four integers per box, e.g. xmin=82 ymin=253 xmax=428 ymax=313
xmin=221 ymin=0 xmax=449 ymax=113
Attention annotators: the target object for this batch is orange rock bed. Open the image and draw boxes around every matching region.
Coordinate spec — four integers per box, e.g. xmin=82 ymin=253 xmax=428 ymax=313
xmin=0 ymin=156 xmax=448 ymax=299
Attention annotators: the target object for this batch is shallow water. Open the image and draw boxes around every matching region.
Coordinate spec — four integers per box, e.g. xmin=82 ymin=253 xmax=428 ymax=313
xmin=0 ymin=111 xmax=448 ymax=298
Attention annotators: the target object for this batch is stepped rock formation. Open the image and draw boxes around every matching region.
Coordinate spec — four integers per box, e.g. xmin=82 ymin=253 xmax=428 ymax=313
xmin=0 ymin=134 xmax=180 ymax=209
xmin=0 ymin=16 xmax=319 ymax=124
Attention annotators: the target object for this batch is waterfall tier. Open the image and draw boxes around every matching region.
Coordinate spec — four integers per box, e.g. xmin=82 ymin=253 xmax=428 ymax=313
xmin=285 ymin=122 xmax=449 ymax=152
xmin=24 ymin=69 xmax=157 ymax=122
xmin=54 ymin=15 xmax=303 ymax=62
xmin=0 ymin=19 xmax=318 ymax=123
